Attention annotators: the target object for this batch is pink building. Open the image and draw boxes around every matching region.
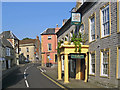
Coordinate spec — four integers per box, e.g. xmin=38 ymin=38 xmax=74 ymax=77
xmin=41 ymin=26 xmax=59 ymax=67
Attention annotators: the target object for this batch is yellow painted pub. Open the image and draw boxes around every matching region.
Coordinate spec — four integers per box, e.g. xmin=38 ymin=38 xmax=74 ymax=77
xmin=57 ymin=41 xmax=89 ymax=83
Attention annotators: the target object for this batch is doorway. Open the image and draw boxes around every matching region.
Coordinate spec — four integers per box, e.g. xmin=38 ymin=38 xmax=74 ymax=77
xmin=69 ymin=59 xmax=76 ymax=78
xmin=80 ymin=59 xmax=85 ymax=80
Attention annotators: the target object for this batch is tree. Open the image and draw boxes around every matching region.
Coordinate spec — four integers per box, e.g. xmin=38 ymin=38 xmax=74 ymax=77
xmin=22 ymin=37 xmax=31 ymax=40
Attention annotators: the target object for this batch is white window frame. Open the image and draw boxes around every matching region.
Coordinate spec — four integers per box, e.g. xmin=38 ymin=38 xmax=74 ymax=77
xmin=101 ymin=5 xmax=110 ymax=38
xmin=101 ymin=49 xmax=109 ymax=77
xmin=89 ymin=52 xmax=95 ymax=75
xmin=6 ymin=47 xmax=10 ymax=56
xmin=80 ymin=24 xmax=84 ymax=35
xmin=48 ymin=36 xmax=52 ymax=40
xmin=89 ymin=15 xmax=95 ymax=42
xmin=48 ymin=43 xmax=52 ymax=51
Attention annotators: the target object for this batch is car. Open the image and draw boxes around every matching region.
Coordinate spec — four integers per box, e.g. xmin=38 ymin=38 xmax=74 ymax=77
xmin=25 ymin=59 xmax=30 ymax=63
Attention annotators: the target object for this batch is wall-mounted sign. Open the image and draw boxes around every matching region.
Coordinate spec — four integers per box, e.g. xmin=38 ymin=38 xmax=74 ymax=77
xmin=71 ymin=12 xmax=81 ymax=25
xmin=71 ymin=54 xmax=85 ymax=59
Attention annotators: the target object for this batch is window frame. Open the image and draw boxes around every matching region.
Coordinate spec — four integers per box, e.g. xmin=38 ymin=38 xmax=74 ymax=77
xmin=100 ymin=49 xmax=110 ymax=77
xmin=117 ymin=0 xmax=120 ymax=33
xmin=48 ymin=43 xmax=52 ymax=51
xmin=89 ymin=51 xmax=96 ymax=76
xmin=26 ymin=47 xmax=29 ymax=52
xmin=6 ymin=47 xmax=10 ymax=56
xmin=117 ymin=46 xmax=120 ymax=79
xmin=88 ymin=12 xmax=96 ymax=43
xmin=48 ymin=36 xmax=52 ymax=40
xmin=100 ymin=2 xmax=111 ymax=39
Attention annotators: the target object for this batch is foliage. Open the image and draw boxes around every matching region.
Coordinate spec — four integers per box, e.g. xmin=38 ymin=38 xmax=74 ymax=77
xmin=22 ymin=37 xmax=31 ymax=40
xmin=57 ymin=41 xmax=61 ymax=55
xmin=71 ymin=32 xmax=82 ymax=53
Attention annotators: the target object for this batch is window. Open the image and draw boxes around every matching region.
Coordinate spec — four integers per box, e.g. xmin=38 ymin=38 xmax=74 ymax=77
xmin=27 ymin=55 xmax=29 ymax=60
xmin=6 ymin=47 xmax=10 ymax=56
xmin=26 ymin=47 xmax=29 ymax=52
xmin=70 ymin=31 xmax=73 ymax=41
xmin=101 ymin=4 xmax=110 ymax=37
xmin=48 ymin=44 xmax=52 ymax=51
xmin=19 ymin=48 xmax=21 ymax=52
xmin=89 ymin=15 xmax=95 ymax=42
xmin=117 ymin=47 xmax=120 ymax=79
xmin=90 ymin=52 xmax=95 ymax=75
xmin=48 ymin=36 xmax=52 ymax=40
xmin=101 ymin=49 xmax=109 ymax=76
xmin=80 ymin=24 xmax=84 ymax=35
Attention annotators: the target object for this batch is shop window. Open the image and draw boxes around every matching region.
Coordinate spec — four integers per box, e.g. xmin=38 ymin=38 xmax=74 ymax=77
xmin=90 ymin=52 xmax=95 ymax=75
xmin=101 ymin=49 xmax=109 ymax=77
xmin=101 ymin=4 xmax=110 ymax=37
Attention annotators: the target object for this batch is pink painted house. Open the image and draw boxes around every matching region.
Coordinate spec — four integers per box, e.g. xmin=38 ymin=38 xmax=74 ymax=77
xmin=41 ymin=26 xmax=59 ymax=67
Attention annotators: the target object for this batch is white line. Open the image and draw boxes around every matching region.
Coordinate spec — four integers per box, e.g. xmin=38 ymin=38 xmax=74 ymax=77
xmin=24 ymin=75 xmax=26 ymax=79
xmin=25 ymin=80 xmax=29 ymax=87
xmin=40 ymin=68 xmax=44 ymax=72
xmin=24 ymin=72 xmax=26 ymax=75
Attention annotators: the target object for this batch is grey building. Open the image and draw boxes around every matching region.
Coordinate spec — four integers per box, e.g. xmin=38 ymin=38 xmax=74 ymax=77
xmin=57 ymin=1 xmax=120 ymax=88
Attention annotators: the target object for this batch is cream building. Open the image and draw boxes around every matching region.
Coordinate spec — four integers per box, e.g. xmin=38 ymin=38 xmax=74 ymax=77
xmin=19 ymin=36 xmax=41 ymax=62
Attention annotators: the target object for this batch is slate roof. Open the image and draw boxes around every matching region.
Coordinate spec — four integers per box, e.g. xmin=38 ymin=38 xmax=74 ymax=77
xmin=19 ymin=39 xmax=36 ymax=45
xmin=0 ymin=38 xmax=13 ymax=48
xmin=41 ymin=28 xmax=55 ymax=35
xmin=0 ymin=31 xmax=19 ymax=40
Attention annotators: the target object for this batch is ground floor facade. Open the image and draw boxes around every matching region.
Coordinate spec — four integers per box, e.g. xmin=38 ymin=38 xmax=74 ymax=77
xmin=42 ymin=52 xmax=57 ymax=67
xmin=57 ymin=42 xmax=120 ymax=88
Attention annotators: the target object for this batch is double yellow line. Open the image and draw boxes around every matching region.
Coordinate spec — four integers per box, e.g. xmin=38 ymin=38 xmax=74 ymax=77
xmin=41 ymin=72 xmax=67 ymax=89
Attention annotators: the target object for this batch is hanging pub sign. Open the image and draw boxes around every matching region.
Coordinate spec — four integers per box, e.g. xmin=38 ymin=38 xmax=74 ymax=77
xmin=71 ymin=12 xmax=81 ymax=25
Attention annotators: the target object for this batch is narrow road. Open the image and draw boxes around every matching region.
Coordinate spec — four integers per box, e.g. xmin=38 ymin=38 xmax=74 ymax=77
xmin=2 ymin=63 xmax=61 ymax=89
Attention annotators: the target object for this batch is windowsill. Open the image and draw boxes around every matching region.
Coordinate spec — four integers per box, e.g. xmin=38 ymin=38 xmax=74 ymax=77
xmin=100 ymin=75 xmax=109 ymax=78
xmin=117 ymin=31 xmax=120 ymax=34
xmin=89 ymin=73 xmax=95 ymax=76
xmin=89 ymin=39 xmax=96 ymax=44
xmin=100 ymin=34 xmax=111 ymax=39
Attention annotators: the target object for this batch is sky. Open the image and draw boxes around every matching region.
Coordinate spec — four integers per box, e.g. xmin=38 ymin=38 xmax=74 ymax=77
xmin=2 ymin=2 xmax=76 ymax=40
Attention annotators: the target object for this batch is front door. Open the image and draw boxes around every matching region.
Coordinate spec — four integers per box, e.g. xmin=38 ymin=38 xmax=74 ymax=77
xmin=80 ymin=59 xmax=85 ymax=80
xmin=69 ymin=59 xmax=76 ymax=78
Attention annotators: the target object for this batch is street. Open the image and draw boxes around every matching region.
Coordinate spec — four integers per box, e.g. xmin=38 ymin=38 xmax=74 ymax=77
xmin=2 ymin=63 xmax=61 ymax=89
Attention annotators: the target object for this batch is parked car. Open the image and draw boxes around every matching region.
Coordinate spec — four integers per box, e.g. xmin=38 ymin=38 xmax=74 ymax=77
xmin=25 ymin=59 xmax=30 ymax=63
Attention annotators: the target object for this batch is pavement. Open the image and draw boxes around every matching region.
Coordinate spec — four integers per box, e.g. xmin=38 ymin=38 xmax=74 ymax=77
xmin=2 ymin=63 xmax=64 ymax=89
xmin=39 ymin=65 xmax=105 ymax=88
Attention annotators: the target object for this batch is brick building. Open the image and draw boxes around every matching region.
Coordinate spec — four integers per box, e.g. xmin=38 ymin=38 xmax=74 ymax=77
xmin=41 ymin=25 xmax=59 ymax=67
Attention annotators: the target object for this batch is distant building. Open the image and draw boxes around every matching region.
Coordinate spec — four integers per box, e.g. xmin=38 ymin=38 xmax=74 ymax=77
xmin=41 ymin=25 xmax=59 ymax=67
xmin=0 ymin=31 xmax=19 ymax=70
xmin=19 ymin=36 xmax=41 ymax=63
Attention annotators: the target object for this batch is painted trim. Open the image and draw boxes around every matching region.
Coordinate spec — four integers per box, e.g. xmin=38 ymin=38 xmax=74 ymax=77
xmin=100 ymin=2 xmax=111 ymax=39
xmin=88 ymin=12 xmax=97 ymax=43
xmin=89 ymin=51 xmax=96 ymax=76
xmin=100 ymin=48 xmax=110 ymax=78
xmin=116 ymin=46 xmax=120 ymax=79
xmin=117 ymin=0 xmax=120 ymax=33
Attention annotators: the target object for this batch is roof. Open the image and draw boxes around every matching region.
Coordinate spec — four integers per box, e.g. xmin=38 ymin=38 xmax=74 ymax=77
xmin=0 ymin=31 xmax=19 ymax=40
xmin=19 ymin=39 xmax=36 ymax=44
xmin=0 ymin=38 xmax=13 ymax=48
xmin=56 ymin=2 xmax=93 ymax=37
xmin=41 ymin=28 xmax=56 ymax=35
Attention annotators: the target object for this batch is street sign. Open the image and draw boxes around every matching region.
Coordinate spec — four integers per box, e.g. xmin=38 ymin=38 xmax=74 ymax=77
xmin=71 ymin=12 xmax=81 ymax=25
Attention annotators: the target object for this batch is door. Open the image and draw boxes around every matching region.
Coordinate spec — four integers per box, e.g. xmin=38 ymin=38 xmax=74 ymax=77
xmin=69 ymin=59 xmax=76 ymax=78
xmin=80 ymin=59 xmax=85 ymax=80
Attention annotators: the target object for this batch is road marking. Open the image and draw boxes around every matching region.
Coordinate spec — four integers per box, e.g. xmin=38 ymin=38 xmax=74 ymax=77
xmin=41 ymin=72 xmax=66 ymax=89
xmin=25 ymin=80 xmax=29 ymax=87
xmin=24 ymin=72 xmax=26 ymax=75
xmin=40 ymin=68 xmax=44 ymax=72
